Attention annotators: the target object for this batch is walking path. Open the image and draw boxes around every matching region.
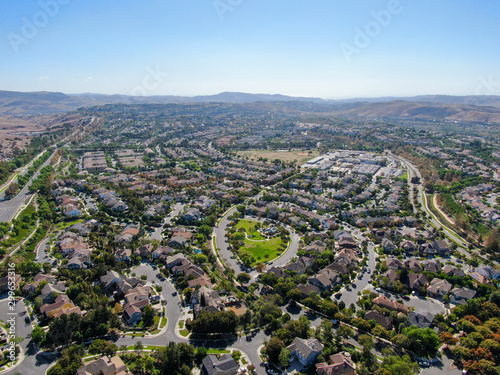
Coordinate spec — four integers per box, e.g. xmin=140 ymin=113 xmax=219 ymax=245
xmin=433 ymin=194 xmax=456 ymax=226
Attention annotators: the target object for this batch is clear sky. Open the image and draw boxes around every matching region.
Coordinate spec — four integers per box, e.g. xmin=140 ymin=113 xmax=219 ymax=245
xmin=1 ymin=0 xmax=500 ymax=99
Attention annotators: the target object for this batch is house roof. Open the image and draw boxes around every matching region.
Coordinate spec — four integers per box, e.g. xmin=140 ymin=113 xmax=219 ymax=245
xmin=77 ymin=355 xmax=131 ymax=375
xmin=450 ymin=287 xmax=477 ymax=301
xmin=427 ymin=278 xmax=452 ymax=296
xmin=201 ymin=354 xmax=239 ymax=375
xmin=408 ymin=311 xmax=434 ymax=329
xmin=365 ymin=310 xmax=392 ymax=329
xmin=372 ymin=295 xmax=409 ymax=314
xmin=287 ymin=337 xmax=324 ymax=362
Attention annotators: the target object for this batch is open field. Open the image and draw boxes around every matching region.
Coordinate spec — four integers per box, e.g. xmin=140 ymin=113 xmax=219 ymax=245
xmin=237 ymin=149 xmax=320 ymax=164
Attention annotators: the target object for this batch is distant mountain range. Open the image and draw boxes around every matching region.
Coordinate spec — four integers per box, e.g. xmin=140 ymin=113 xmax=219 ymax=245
xmin=1 ymin=90 xmax=500 ymax=123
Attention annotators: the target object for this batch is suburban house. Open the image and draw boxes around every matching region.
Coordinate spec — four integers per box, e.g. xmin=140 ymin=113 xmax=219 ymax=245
xmin=450 ymin=287 xmax=477 ymax=305
xmin=426 ymin=278 xmax=453 ymax=298
xmin=40 ymin=294 xmax=83 ymax=319
xmin=431 ymin=240 xmax=451 ymax=254
xmin=201 ymin=354 xmax=239 ymax=375
xmin=408 ymin=311 xmax=434 ymax=329
xmin=372 ymin=295 xmax=409 ymax=314
xmin=168 ymin=235 xmax=188 ymax=248
xmin=287 ymin=337 xmax=324 ymax=367
xmin=316 ymin=352 xmax=357 ymax=375
xmin=0 ymin=274 xmax=22 ymax=293
xmin=407 ymin=273 xmax=428 ymax=291
xmin=180 ymin=208 xmax=202 ymax=223
xmin=123 ymin=303 xmax=142 ymax=325
xmin=76 ymin=355 xmax=132 ymax=375
xmin=365 ymin=310 xmax=392 ymax=329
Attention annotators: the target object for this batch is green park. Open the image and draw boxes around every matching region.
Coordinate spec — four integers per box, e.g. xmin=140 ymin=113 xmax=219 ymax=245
xmin=232 ymin=218 xmax=289 ymax=266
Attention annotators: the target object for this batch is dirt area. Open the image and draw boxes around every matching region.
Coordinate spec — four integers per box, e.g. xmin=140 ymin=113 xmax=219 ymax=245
xmin=0 ymin=113 xmax=83 ymax=159
xmin=237 ymin=149 xmax=319 ymax=164
xmin=433 ymin=194 xmax=456 ymax=225
xmin=227 ymin=303 xmax=248 ymax=317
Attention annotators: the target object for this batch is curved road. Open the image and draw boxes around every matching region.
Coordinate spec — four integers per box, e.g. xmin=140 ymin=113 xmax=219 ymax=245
xmin=213 ymin=207 xmax=300 ymax=279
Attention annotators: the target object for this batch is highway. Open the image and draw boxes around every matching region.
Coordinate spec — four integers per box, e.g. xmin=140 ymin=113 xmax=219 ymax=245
xmin=0 ymin=149 xmax=57 ymax=223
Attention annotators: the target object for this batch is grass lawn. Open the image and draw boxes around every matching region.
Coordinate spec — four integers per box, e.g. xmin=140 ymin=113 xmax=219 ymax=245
xmin=237 ymin=149 xmax=319 ymax=164
xmin=207 ymin=349 xmax=231 ymax=354
xmin=179 ymin=329 xmax=190 ymax=337
xmin=239 ymin=236 xmax=284 ymax=264
xmin=235 ymin=218 xmax=288 ymax=265
xmin=55 ymin=218 xmax=84 ymax=230
xmin=235 ymin=219 xmax=266 ymax=240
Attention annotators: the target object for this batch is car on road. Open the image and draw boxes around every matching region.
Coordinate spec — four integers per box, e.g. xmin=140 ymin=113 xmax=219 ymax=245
xmin=402 ymin=295 xmax=410 ymax=300
xmin=34 ymin=256 xmax=39 ymax=261
xmin=24 ymin=316 xmax=30 ymax=324
xmin=418 ymin=359 xmax=430 ymax=368
xmin=172 ymin=291 xmax=177 ymax=296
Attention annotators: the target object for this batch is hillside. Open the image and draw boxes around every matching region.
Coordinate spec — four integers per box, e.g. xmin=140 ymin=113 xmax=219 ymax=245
xmin=1 ymin=90 xmax=500 ymax=123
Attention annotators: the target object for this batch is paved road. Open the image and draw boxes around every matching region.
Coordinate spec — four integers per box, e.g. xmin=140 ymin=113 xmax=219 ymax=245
xmin=0 ymin=150 xmax=57 ymax=223
xmin=149 ymin=203 xmax=184 ymax=241
xmin=388 ymin=152 xmax=468 ymax=247
xmin=35 ymin=238 xmax=57 ymax=270
xmin=0 ymin=297 xmax=51 ymax=375
xmin=338 ymin=241 xmax=377 ymax=308
xmin=213 ymin=207 xmax=300 ymax=278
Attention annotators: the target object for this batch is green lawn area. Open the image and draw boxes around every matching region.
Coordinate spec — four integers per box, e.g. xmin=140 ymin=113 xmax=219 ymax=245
xmin=179 ymin=329 xmax=190 ymax=337
xmin=235 ymin=219 xmax=265 ymax=240
xmin=239 ymin=236 xmax=284 ymax=264
xmin=55 ymin=218 xmax=84 ymax=230
xmin=207 ymin=349 xmax=231 ymax=354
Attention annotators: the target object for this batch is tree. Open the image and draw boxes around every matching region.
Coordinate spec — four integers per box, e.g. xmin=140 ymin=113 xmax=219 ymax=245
xmin=255 ymin=263 xmax=266 ymax=273
xmin=336 ymin=325 xmax=353 ymax=344
xmin=402 ymin=326 xmax=439 ymax=357
xmin=278 ymin=348 xmax=290 ymax=369
xmin=5 ymin=182 xmax=18 ymax=197
xmin=89 ymin=339 xmax=117 ymax=357
xmin=236 ymin=273 xmax=251 ymax=284
xmin=31 ymin=326 xmax=46 ymax=346
xmin=134 ymin=340 xmax=144 ymax=356
xmin=191 ymin=310 xmax=238 ymax=334
xmin=142 ymin=305 xmax=156 ymax=327
xmin=195 ymin=346 xmax=208 ymax=365
xmin=358 ymin=334 xmax=374 ymax=351
xmin=379 ymin=355 xmax=419 ymax=375
xmin=199 ymin=224 xmax=212 ymax=237
xmin=266 ymin=337 xmax=284 ymax=364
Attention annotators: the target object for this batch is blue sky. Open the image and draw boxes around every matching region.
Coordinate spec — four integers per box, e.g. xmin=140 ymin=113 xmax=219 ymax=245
xmin=1 ymin=0 xmax=500 ymax=99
